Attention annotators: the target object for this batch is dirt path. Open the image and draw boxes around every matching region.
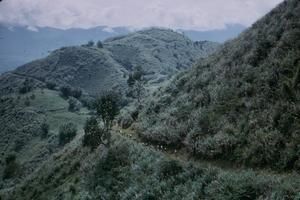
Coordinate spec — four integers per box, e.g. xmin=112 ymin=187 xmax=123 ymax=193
xmin=113 ymin=126 xmax=300 ymax=179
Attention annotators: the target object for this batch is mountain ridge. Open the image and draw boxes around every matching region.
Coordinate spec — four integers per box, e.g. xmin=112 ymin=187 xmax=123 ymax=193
xmin=0 ymin=28 xmax=219 ymax=96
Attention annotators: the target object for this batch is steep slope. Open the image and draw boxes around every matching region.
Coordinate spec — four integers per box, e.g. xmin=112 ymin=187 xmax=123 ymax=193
xmin=4 ymin=131 xmax=300 ymax=200
xmin=0 ymin=28 xmax=218 ymax=197
xmin=0 ymin=28 xmax=219 ymax=96
xmin=138 ymin=0 xmax=300 ymax=171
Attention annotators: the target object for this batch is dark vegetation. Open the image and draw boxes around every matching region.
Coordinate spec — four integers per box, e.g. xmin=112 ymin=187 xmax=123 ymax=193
xmin=58 ymin=123 xmax=77 ymax=145
xmin=138 ymin=0 xmax=300 ymax=171
xmin=40 ymin=122 xmax=49 ymax=138
xmin=89 ymin=136 xmax=300 ymax=200
xmin=83 ymin=117 xmax=105 ymax=150
xmin=95 ymin=92 xmax=120 ymax=132
xmin=83 ymin=91 xmax=120 ymax=149
xmin=3 ymin=154 xmax=20 ymax=180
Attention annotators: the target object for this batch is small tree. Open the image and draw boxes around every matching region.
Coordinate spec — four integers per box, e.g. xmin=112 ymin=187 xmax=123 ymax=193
xmin=71 ymin=88 xmax=82 ymax=99
xmin=19 ymin=78 xmax=33 ymax=94
xmin=97 ymin=41 xmax=103 ymax=48
xmin=41 ymin=122 xmax=49 ymax=138
xmin=59 ymin=123 xmax=77 ymax=145
xmin=3 ymin=154 xmax=20 ymax=180
xmin=60 ymin=85 xmax=72 ymax=98
xmin=45 ymin=81 xmax=56 ymax=90
xmin=127 ymin=66 xmax=145 ymax=105
xmin=83 ymin=117 xmax=106 ymax=150
xmin=68 ymin=97 xmax=81 ymax=112
xmin=95 ymin=92 xmax=119 ymax=131
xmin=94 ymin=92 xmax=120 ymax=147
xmin=87 ymin=40 xmax=94 ymax=47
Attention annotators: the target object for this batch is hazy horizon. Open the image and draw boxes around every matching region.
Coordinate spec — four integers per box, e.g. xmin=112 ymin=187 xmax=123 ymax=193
xmin=0 ymin=0 xmax=282 ymax=31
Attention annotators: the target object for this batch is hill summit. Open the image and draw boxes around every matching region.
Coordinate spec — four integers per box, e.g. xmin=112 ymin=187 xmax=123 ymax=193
xmin=0 ymin=28 xmax=218 ymax=96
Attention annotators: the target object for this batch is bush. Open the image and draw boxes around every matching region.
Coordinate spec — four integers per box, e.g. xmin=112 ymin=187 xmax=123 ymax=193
xmin=60 ymin=85 xmax=82 ymax=99
xmin=40 ymin=122 xmax=49 ymax=138
xmin=93 ymin=141 xmax=131 ymax=192
xmin=97 ymin=41 xmax=103 ymax=48
xmin=205 ymin=171 xmax=264 ymax=200
xmin=159 ymin=160 xmax=183 ymax=179
xmin=83 ymin=117 xmax=105 ymax=150
xmin=14 ymin=138 xmax=25 ymax=152
xmin=45 ymin=81 xmax=56 ymax=90
xmin=19 ymin=79 xmax=33 ymax=94
xmin=24 ymin=98 xmax=30 ymax=106
xmin=3 ymin=154 xmax=20 ymax=180
xmin=58 ymin=123 xmax=77 ymax=145
xmin=68 ymin=97 xmax=81 ymax=112
xmin=71 ymin=88 xmax=82 ymax=99
xmin=60 ymin=85 xmax=72 ymax=98
xmin=80 ymin=95 xmax=95 ymax=110
xmin=87 ymin=40 xmax=94 ymax=47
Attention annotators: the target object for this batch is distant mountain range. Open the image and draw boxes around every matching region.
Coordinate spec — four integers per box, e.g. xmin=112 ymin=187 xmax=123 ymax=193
xmin=0 ymin=24 xmax=245 ymax=73
xmin=180 ymin=24 xmax=246 ymax=43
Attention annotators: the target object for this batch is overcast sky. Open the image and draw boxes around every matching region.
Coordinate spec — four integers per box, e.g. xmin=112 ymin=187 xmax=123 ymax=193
xmin=0 ymin=0 xmax=283 ymax=30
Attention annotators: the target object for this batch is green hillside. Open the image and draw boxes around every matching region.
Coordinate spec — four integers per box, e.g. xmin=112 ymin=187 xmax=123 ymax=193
xmin=1 ymin=0 xmax=300 ymax=199
xmin=0 ymin=28 xmax=218 ymax=96
xmin=138 ymin=0 xmax=300 ymax=171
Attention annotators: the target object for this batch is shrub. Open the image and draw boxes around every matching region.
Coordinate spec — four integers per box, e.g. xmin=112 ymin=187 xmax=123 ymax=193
xmin=71 ymin=88 xmax=82 ymax=99
xmin=68 ymin=97 xmax=81 ymax=112
xmin=19 ymin=79 xmax=33 ymax=94
xmin=24 ymin=98 xmax=30 ymax=106
xmin=3 ymin=154 xmax=20 ymax=180
xmin=60 ymin=85 xmax=72 ymax=98
xmin=205 ymin=171 xmax=264 ymax=200
xmin=45 ymin=81 xmax=56 ymax=90
xmin=83 ymin=117 xmax=105 ymax=150
xmin=80 ymin=95 xmax=95 ymax=110
xmin=60 ymin=86 xmax=82 ymax=99
xmin=14 ymin=138 xmax=25 ymax=152
xmin=97 ymin=41 xmax=103 ymax=48
xmin=58 ymin=123 xmax=77 ymax=145
xmin=40 ymin=122 xmax=49 ymax=138
xmin=93 ymin=141 xmax=131 ymax=191
xmin=159 ymin=160 xmax=183 ymax=179
xmin=117 ymin=111 xmax=133 ymax=129
xmin=87 ymin=40 xmax=94 ymax=47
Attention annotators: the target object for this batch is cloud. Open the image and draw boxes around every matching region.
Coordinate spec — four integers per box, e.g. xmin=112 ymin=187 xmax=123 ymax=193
xmin=0 ymin=0 xmax=283 ymax=30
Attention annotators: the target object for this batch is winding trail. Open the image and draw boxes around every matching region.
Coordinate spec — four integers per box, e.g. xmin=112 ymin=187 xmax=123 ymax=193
xmin=113 ymin=126 xmax=300 ymax=179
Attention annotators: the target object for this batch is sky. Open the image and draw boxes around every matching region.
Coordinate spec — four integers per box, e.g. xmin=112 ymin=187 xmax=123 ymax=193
xmin=0 ymin=0 xmax=283 ymax=31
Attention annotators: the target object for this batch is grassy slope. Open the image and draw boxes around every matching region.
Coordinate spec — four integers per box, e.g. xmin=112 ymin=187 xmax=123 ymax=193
xmin=0 ymin=28 xmax=219 ymax=96
xmin=5 ymin=130 xmax=300 ymax=200
xmin=0 ymin=89 xmax=89 ymax=194
xmin=138 ymin=0 xmax=300 ymax=171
